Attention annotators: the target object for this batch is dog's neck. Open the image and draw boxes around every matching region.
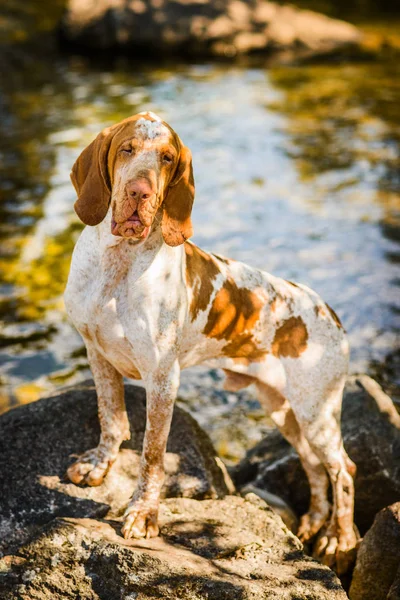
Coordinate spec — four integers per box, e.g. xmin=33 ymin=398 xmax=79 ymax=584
xmin=95 ymin=207 xmax=168 ymax=277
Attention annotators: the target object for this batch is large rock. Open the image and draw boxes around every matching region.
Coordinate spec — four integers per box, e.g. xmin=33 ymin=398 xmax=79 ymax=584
xmin=232 ymin=376 xmax=400 ymax=535
xmin=0 ymin=382 xmax=229 ymax=555
xmin=60 ymin=0 xmax=361 ymax=58
xmin=349 ymin=502 xmax=400 ymax=600
xmin=0 ymin=494 xmax=347 ymax=599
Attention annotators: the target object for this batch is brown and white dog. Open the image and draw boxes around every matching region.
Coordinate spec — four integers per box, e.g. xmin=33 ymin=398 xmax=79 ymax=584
xmin=64 ymin=112 xmax=357 ymax=573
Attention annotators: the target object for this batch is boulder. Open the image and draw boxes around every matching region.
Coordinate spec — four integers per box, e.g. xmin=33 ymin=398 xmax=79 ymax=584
xmin=0 ymin=382 xmax=230 ymax=555
xmin=60 ymin=0 xmax=361 ymax=59
xmin=232 ymin=376 xmax=400 ymax=535
xmin=0 ymin=494 xmax=348 ymax=599
xmin=349 ymin=502 xmax=400 ymax=600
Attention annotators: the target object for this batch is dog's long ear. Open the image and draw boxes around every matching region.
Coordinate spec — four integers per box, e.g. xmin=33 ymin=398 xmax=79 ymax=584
xmin=162 ymin=145 xmax=195 ymax=247
xmin=70 ymin=128 xmax=115 ymax=226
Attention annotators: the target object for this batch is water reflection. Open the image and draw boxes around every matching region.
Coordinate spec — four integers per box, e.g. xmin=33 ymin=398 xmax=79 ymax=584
xmin=0 ymin=53 xmax=399 ymax=458
xmin=267 ymin=60 xmax=400 ymax=403
xmin=268 ymin=62 xmax=400 ymax=189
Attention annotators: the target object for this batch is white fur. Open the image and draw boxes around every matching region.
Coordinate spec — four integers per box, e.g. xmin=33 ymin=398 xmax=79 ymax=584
xmin=135 ymin=117 xmax=169 ymax=140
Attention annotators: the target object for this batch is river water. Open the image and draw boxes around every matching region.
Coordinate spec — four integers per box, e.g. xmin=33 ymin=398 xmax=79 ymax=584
xmin=1 ymin=51 xmax=399 ymax=461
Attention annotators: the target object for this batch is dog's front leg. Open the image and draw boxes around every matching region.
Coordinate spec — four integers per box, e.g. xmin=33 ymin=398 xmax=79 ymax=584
xmin=122 ymin=360 xmax=180 ymax=539
xmin=67 ymin=344 xmax=130 ymax=486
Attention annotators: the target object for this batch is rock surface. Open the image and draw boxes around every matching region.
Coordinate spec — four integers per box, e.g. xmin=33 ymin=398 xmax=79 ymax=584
xmin=0 ymin=381 xmax=229 ymax=555
xmin=0 ymin=495 xmax=347 ymax=599
xmin=60 ymin=0 xmax=361 ymax=58
xmin=232 ymin=376 xmax=400 ymax=535
xmin=349 ymin=502 xmax=400 ymax=600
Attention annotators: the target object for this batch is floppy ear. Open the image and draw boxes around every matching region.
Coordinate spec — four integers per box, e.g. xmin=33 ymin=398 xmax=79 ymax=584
xmin=70 ymin=128 xmax=115 ymax=226
xmin=162 ymin=145 xmax=195 ymax=247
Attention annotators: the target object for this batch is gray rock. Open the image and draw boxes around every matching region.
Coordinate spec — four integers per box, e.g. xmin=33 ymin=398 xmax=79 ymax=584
xmin=0 ymin=381 xmax=229 ymax=555
xmin=349 ymin=502 xmax=400 ymax=600
xmin=0 ymin=495 xmax=347 ymax=599
xmin=232 ymin=376 xmax=400 ymax=535
xmin=60 ymin=0 xmax=361 ymax=59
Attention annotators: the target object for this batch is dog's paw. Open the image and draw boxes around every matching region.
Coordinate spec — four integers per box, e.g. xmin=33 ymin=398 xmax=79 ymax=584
xmin=121 ymin=498 xmax=159 ymax=540
xmin=297 ymin=506 xmax=330 ymax=543
xmin=313 ymin=522 xmax=359 ymax=574
xmin=66 ymin=447 xmax=115 ymax=486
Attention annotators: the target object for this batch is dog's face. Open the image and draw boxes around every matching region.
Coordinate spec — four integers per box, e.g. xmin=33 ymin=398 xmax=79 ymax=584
xmin=70 ymin=112 xmax=195 ymax=246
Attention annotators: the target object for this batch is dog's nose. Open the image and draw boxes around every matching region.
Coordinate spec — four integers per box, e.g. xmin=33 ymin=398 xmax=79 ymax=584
xmin=126 ymin=179 xmax=154 ymax=201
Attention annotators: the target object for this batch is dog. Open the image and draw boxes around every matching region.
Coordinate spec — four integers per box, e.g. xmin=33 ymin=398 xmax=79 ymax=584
xmin=64 ymin=111 xmax=357 ymax=573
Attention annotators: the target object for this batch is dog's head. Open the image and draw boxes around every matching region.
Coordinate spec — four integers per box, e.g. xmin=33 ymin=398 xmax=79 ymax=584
xmin=70 ymin=112 xmax=195 ymax=246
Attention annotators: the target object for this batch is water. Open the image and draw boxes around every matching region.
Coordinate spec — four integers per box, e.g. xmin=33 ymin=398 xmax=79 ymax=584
xmin=1 ymin=52 xmax=399 ymax=461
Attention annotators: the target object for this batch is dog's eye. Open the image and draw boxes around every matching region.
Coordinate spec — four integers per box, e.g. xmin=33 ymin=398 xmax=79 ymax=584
xmin=121 ymin=147 xmax=133 ymax=155
xmin=163 ymin=153 xmax=173 ymax=164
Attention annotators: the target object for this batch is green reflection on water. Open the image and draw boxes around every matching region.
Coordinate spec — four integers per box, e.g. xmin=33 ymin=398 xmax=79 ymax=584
xmin=1 ymin=221 xmax=82 ymax=321
xmin=0 ymin=0 xmax=66 ymax=44
xmin=268 ymin=61 xmax=400 ymax=207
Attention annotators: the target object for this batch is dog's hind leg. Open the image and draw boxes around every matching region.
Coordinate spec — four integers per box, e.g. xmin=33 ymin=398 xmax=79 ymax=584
xmin=288 ymin=376 xmax=357 ymax=574
xmin=255 ymin=381 xmax=331 ymax=541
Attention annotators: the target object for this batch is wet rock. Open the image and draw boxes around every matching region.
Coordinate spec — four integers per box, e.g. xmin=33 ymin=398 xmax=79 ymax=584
xmin=0 ymin=381 xmax=229 ymax=555
xmin=232 ymin=376 xmax=400 ymax=535
xmin=60 ymin=0 xmax=361 ymax=59
xmin=349 ymin=502 xmax=400 ymax=600
xmin=0 ymin=495 xmax=348 ymax=599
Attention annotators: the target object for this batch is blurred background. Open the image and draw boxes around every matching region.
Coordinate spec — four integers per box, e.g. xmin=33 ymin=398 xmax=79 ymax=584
xmin=1 ymin=0 xmax=399 ymax=462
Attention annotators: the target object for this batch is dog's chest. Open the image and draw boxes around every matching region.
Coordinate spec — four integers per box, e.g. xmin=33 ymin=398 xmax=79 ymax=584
xmin=66 ymin=245 xmax=148 ymax=378
xmin=78 ymin=275 xmax=144 ymax=378
xmin=90 ymin=290 xmax=143 ymax=379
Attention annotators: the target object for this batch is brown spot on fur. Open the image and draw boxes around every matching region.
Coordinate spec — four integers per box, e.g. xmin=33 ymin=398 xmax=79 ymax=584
xmin=314 ymin=305 xmax=327 ymax=318
xmin=212 ymin=253 xmax=231 ymax=265
xmin=204 ymin=279 xmax=266 ymax=361
xmin=223 ymin=334 xmax=266 ymax=361
xmin=287 ymin=280 xmax=300 ymax=288
xmin=270 ymin=293 xmax=290 ymax=316
xmin=94 ymin=326 xmax=107 ymax=353
xmin=204 ymin=280 xmax=263 ymax=340
xmin=272 ymin=316 xmax=308 ymax=358
xmin=80 ymin=325 xmax=92 ymax=342
xmin=326 ymin=303 xmax=343 ymax=330
xmin=127 ymin=367 xmax=141 ymax=380
xmin=185 ymin=242 xmax=220 ymax=321
xmin=270 ymin=294 xmax=285 ymax=313
xmin=223 ymin=369 xmax=256 ymax=391
xmin=230 ymin=357 xmax=250 ymax=366
xmin=257 ymin=381 xmax=287 ymax=410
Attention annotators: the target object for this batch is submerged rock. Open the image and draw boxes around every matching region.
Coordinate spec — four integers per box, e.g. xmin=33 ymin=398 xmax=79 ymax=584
xmin=232 ymin=376 xmax=400 ymax=535
xmin=0 ymin=381 xmax=229 ymax=555
xmin=60 ymin=0 xmax=361 ymax=58
xmin=349 ymin=502 xmax=400 ymax=600
xmin=0 ymin=495 xmax=347 ymax=599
